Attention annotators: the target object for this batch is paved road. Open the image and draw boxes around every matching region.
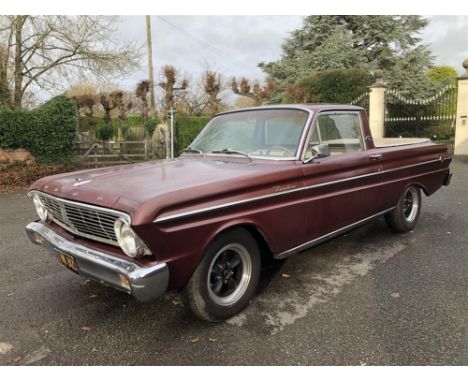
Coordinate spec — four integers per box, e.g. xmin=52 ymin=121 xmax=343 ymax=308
xmin=0 ymin=158 xmax=467 ymax=365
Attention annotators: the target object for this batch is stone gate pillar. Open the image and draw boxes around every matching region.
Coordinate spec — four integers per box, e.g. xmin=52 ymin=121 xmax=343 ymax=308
xmin=368 ymin=70 xmax=387 ymax=139
xmin=454 ymin=59 xmax=468 ymax=156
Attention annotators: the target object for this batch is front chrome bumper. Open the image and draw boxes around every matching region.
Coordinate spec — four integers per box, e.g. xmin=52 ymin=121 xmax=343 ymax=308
xmin=25 ymin=221 xmax=169 ymax=302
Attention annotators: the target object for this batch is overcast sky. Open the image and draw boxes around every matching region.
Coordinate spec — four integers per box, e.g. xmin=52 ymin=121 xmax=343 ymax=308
xmin=115 ymin=15 xmax=468 ymax=95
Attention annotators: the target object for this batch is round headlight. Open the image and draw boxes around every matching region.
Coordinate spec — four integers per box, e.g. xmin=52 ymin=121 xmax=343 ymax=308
xmin=32 ymin=195 xmax=48 ymax=222
xmin=114 ymin=218 xmax=149 ymax=258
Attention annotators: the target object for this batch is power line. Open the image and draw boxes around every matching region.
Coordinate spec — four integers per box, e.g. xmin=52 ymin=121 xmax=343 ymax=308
xmin=156 ymin=16 xmax=247 ymax=68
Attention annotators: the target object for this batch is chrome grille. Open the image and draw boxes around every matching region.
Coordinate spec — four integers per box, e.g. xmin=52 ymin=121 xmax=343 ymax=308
xmin=37 ymin=192 xmax=128 ymax=246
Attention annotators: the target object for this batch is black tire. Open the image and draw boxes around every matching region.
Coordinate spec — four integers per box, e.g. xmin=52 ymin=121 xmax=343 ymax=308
xmin=182 ymin=228 xmax=261 ymax=322
xmin=385 ymin=185 xmax=422 ymax=233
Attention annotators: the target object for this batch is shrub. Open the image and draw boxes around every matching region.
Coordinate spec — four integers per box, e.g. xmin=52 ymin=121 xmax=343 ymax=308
xmin=125 ymin=115 xmax=144 ymax=127
xmin=292 ymin=68 xmax=374 ymax=104
xmin=144 ymin=118 xmax=161 ymax=138
xmin=0 ymin=95 xmax=78 ymax=162
xmin=94 ymin=123 xmax=115 ymax=141
xmin=0 ymin=107 xmax=29 ymax=148
xmin=0 ymin=81 xmax=10 ymax=107
xmin=426 ymin=66 xmax=458 ymax=87
xmin=174 ymin=116 xmax=211 ymax=155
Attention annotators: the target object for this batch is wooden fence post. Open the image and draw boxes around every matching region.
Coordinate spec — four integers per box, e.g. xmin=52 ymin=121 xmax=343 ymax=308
xmin=368 ymin=70 xmax=387 ymax=139
xmin=454 ymin=59 xmax=468 ymax=156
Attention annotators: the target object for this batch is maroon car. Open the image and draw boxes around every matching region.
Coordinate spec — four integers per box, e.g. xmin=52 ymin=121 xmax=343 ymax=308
xmin=26 ymin=105 xmax=452 ymax=321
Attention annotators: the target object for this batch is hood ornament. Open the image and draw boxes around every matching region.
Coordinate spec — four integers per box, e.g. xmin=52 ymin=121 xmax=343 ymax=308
xmin=73 ymin=178 xmax=92 ymax=187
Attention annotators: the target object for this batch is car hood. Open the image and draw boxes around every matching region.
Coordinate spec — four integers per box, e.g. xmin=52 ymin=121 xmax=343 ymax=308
xmin=30 ymin=157 xmax=302 ymax=224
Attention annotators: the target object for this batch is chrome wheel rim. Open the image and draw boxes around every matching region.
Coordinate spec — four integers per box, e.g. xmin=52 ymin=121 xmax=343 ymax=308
xmin=207 ymin=243 xmax=252 ymax=306
xmin=403 ymin=187 xmax=419 ymax=223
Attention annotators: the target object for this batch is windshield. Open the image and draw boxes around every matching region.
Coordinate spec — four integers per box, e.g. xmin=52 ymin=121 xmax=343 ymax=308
xmin=187 ymin=108 xmax=310 ymax=158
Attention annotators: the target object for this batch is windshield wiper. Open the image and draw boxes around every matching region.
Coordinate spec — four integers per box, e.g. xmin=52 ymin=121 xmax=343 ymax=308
xmin=181 ymin=147 xmax=204 ymax=155
xmin=210 ymin=149 xmax=252 ymax=159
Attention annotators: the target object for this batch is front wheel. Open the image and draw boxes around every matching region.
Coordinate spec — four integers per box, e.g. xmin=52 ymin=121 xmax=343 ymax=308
xmin=385 ymin=185 xmax=422 ymax=232
xmin=182 ymin=228 xmax=261 ymax=322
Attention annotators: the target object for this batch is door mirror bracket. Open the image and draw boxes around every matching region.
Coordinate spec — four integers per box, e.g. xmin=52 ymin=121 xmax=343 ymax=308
xmin=304 ymin=144 xmax=330 ymax=163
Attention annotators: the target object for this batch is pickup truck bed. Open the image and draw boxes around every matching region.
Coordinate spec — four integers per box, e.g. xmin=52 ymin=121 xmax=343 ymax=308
xmin=374 ymin=137 xmax=431 ymax=148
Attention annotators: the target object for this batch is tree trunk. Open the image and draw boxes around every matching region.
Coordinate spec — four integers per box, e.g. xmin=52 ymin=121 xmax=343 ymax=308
xmin=0 ymin=46 xmax=10 ymax=106
xmin=13 ymin=16 xmax=25 ymax=108
xmin=142 ymin=97 xmax=149 ymax=123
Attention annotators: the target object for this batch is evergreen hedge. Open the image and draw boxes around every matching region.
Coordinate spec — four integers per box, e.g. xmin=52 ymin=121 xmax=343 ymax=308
xmin=0 ymin=95 xmax=78 ymax=162
xmin=295 ymin=68 xmax=374 ymax=104
xmin=174 ymin=116 xmax=211 ymax=155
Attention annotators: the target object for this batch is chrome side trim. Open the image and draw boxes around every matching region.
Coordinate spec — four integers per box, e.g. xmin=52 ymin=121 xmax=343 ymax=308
xmin=274 ymin=207 xmax=396 ymax=259
xmin=383 ymin=156 xmax=446 ymax=174
xmin=154 ymin=157 xmax=445 ymax=223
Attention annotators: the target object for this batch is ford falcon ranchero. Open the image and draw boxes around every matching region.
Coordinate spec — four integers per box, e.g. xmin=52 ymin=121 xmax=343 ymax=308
xmin=26 ymin=104 xmax=452 ymax=321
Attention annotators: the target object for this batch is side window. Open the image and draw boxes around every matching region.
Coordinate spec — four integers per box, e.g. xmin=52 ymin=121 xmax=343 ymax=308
xmin=306 ymin=113 xmax=363 ymax=158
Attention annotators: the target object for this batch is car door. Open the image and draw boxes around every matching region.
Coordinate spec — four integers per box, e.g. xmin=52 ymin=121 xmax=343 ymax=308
xmin=300 ymin=111 xmax=384 ymax=242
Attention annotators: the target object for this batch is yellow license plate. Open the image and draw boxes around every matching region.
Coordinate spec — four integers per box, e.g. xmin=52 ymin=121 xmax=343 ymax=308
xmin=58 ymin=252 xmax=79 ymax=273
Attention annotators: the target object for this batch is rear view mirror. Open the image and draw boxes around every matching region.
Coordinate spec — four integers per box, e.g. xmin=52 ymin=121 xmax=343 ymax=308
xmin=304 ymin=144 xmax=330 ymax=163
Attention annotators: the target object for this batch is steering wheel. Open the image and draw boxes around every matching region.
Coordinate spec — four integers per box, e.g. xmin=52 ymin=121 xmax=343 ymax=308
xmin=265 ymin=146 xmax=295 ymax=156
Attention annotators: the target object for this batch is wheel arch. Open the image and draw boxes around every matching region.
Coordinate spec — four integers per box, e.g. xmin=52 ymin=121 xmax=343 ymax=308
xmin=190 ymin=220 xmax=276 ymax=274
xmin=405 ymin=181 xmax=428 ymax=196
xmin=209 ymin=221 xmax=275 ymax=259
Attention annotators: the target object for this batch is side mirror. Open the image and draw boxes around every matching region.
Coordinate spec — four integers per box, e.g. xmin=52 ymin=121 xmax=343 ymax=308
xmin=304 ymin=144 xmax=330 ymax=163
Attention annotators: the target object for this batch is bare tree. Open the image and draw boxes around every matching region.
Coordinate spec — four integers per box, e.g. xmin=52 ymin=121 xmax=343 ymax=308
xmin=286 ymin=84 xmax=310 ymax=104
xmin=99 ymin=91 xmax=120 ymax=126
xmin=73 ymin=94 xmax=96 ymax=127
xmin=113 ymin=90 xmax=133 ymax=139
xmin=68 ymin=82 xmax=98 ymax=129
xmin=202 ymin=70 xmax=223 ymax=116
xmin=233 ymin=95 xmax=256 ymax=109
xmin=231 ymin=77 xmax=276 ymax=106
xmin=0 ymin=44 xmax=10 ymax=106
xmin=135 ymin=80 xmax=150 ymax=122
xmin=0 ymin=15 xmax=141 ymax=107
xmin=177 ymin=90 xmax=208 ymax=116
xmin=159 ymin=65 xmax=188 ymax=117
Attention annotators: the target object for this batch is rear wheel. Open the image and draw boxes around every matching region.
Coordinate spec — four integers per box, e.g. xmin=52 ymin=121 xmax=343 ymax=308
xmin=385 ymin=185 xmax=422 ymax=232
xmin=182 ymin=228 xmax=261 ymax=322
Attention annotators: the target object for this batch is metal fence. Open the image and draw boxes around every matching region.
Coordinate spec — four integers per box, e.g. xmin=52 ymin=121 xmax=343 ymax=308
xmin=350 ymin=91 xmax=370 ymax=114
xmin=384 ymin=85 xmax=458 ymax=149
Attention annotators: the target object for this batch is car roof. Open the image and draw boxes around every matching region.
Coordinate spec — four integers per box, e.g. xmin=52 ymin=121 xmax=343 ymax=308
xmin=215 ymin=103 xmax=364 ymax=117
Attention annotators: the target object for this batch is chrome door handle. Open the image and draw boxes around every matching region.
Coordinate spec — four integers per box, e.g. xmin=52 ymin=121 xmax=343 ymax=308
xmin=370 ymin=153 xmax=382 ymax=160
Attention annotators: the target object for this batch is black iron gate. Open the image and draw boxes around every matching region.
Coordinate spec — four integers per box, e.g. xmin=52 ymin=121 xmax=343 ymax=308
xmin=350 ymin=91 xmax=369 ymax=114
xmin=384 ymin=85 xmax=457 ymax=149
